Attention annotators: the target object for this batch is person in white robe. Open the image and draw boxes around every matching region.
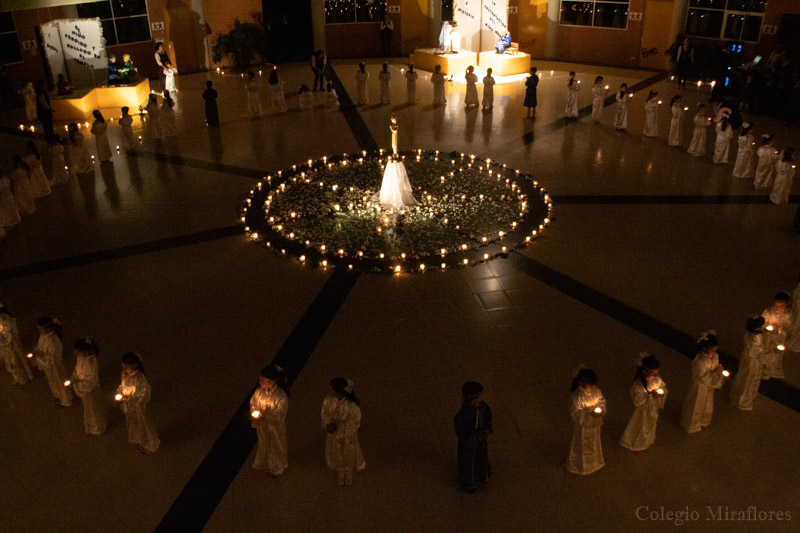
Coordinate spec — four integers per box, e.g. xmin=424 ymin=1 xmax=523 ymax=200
xmin=70 ymin=338 xmax=107 ymax=435
xmin=117 ymin=352 xmax=160 ymax=453
xmin=268 ymin=69 xmax=288 ymax=113
xmin=787 ymin=275 xmax=800 ymax=353
xmin=244 ymin=72 xmax=263 ymax=117
xmin=431 ymin=65 xmax=446 ymax=106
xmin=299 ymin=85 xmax=314 ymax=110
xmin=614 ymin=84 xmax=628 ymax=131
xmin=643 ymin=91 xmax=659 ymax=137
xmin=47 ymin=135 xmax=70 ymax=184
xmin=145 ymin=94 xmax=164 ymax=141
xmin=667 ymin=95 xmax=683 ymax=146
xmin=355 ymin=62 xmax=370 ymax=106
xmin=161 ymin=92 xmax=177 ymax=137
xmin=729 ymin=317 xmax=767 ymax=410
xmin=23 ymin=142 xmax=51 ymax=197
xmin=761 ymin=291 xmax=792 ymax=378
xmin=770 ymin=148 xmax=795 ymax=204
xmin=449 ymin=23 xmax=461 ymax=53
xmin=754 ymin=134 xmax=779 ymax=187
xmin=250 ymin=365 xmax=289 ymax=475
xmin=378 ymin=63 xmax=391 ymax=104
xmin=33 ymin=317 xmax=72 ymax=407
xmin=464 ymin=66 xmax=479 ymax=108
xmin=565 ymin=72 xmax=579 ymax=118
xmin=91 ymin=110 xmax=113 ymax=162
xmin=482 ymin=68 xmax=495 ymax=110
xmin=10 ymin=157 xmax=36 ymax=215
xmin=321 ymin=378 xmax=366 ymax=485
xmin=325 ymin=82 xmax=339 ymax=107
xmin=405 ymin=64 xmax=418 ymax=104
xmin=0 ymin=305 xmax=33 ymax=385
xmin=566 ymin=367 xmax=605 ymax=475
xmin=712 ymin=114 xmax=733 ymax=164
xmin=680 ymin=331 xmax=726 ymax=433
xmin=68 ymin=124 xmax=94 ymax=175
xmin=117 ymin=107 xmax=137 ymax=155
xmin=591 ymin=76 xmax=605 ymax=123
xmin=687 ymin=105 xmax=710 ymax=157
xmin=0 ymin=171 xmax=21 ymax=228
xmin=732 ymin=123 xmax=756 ymax=178
xmin=163 ymin=63 xmax=178 ymax=93
xmin=620 ymin=354 xmax=667 ymax=452
xmin=438 ymin=21 xmax=452 ymax=53
xmin=21 ymin=82 xmax=37 ymax=122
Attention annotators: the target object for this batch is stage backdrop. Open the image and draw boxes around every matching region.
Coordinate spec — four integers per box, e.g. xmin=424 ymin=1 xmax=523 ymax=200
xmin=454 ymin=0 xmax=508 ymax=52
xmin=41 ymin=18 xmax=107 ymax=90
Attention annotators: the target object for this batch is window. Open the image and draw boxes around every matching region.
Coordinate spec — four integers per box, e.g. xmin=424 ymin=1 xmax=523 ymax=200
xmin=442 ymin=0 xmax=454 ymax=21
xmin=685 ymin=0 xmax=767 ymax=42
xmin=76 ymin=0 xmax=150 ymax=45
xmin=0 ymin=12 xmax=22 ymax=64
xmin=560 ymin=1 xmax=629 ymax=29
xmin=325 ymin=0 xmax=386 ymax=24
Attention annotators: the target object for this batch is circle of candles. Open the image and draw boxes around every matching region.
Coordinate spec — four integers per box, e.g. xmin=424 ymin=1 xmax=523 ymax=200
xmin=115 ymin=393 xmax=123 ymax=401
xmin=251 ymin=410 xmax=262 ymax=419
xmin=722 ymin=370 xmax=730 ymax=377
xmin=593 ymin=407 xmax=602 ymax=414
xmin=64 ymin=380 xmax=71 ymax=387
xmin=777 ymin=345 xmax=786 ymax=351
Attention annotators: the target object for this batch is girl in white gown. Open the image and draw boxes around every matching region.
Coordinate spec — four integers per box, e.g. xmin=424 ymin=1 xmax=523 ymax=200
xmin=643 ymin=91 xmax=659 ymax=137
xmin=754 ymin=134 xmax=779 ymax=187
xmin=667 ymin=95 xmax=683 ymax=146
xmin=591 ymin=76 xmax=605 ymax=123
xmin=325 ymin=82 xmax=339 ymax=108
xmin=378 ymin=63 xmax=391 ymax=104
xmin=0 ymin=170 xmax=21 ymax=228
xmin=482 ymin=68 xmax=495 ymax=110
xmin=687 ymin=105 xmax=710 ymax=157
xmin=0 ymin=304 xmax=33 ymax=385
xmin=620 ymin=354 xmax=667 ymax=452
xmin=431 ymin=65 xmax=446 ymax=106
xmin=23 ymin=141 xmax=51 ymax=197
xmin=712 ymin=113 xmax=733 ymax=164
xmin=566 ymin=367 xmax=605 ymax=475
xmin=614 ymin=84 xmax=628 ymax=131
xmin=91 ymin=110 xmax=113 ymax=162
xmin=321 ymin=378 xmax=366 ymax=485
xmin=117 ymin=352 xmax=160 ymax=453
xmin=565 ymin=72 xmax=579 ymax=118
xmin=145 ymin=94 xmax=164 ymax=141
xmin=68 ymin=123 xmax=94 ymax=175
xmin=161 ymin=91 xmax=177 ymax=137
xmin=761 ymin=291 xmax=792 ymax=378
xmin=244 ymin=71 xmax=263 ymax=117
xmin=464 ymin=65 xmax=479 ymax=107
xmin=298 ymin=85 xmax=314 ymax=110
xmin=729 ymin=317 xmax=767 ymax=411
xmin=33 ymin=317 xmax=72 ymax=407
xmin=355 ymin=62 xmax=369 ymax=105
xmin=268 ymin=68 xmax=288 ymax=113
xmin=69 ymin=338 xmax=107 ymax=435
xmin=10 ymin=156 xmax=36 ymax=215
xmin=680 ymin=331 xmax=727 ymax=433
xmin=119 ymin=107 xmax=137 ymax=154
xmin=770 ymin=148 xmax=795 ymax=204
xmin=250 ymin=364 xmax=289 ymax=475
xmin=732 ymin=122 xmax=756 ymax=178
xmin=48 ymin=135 xmax=70 ymax=184
xmin=163 ymin=62 xmax=178 ymax=93
xmin=405 ymin=64 xmax=418 ymax=104
xmin=21 ymin=82 xmax=37 ymax=122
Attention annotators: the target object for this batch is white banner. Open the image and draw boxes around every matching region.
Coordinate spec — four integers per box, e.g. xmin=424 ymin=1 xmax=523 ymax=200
xmin=481 ymin=0 xmax=509 ymax=52
xmin=453 ymin=0 xmax=509 ymax=53
xmin=60 ymin=19 xmax=107 ymax=69
xmin=41 ymin=21 xmax=67 ymax=82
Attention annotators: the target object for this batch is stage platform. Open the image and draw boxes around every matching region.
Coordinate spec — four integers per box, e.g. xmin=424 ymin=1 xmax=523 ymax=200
xmin=51 ymin=78 xmax=151 ymax=120
xmin=478 ymin=51 xmax=531 ymax=76
xmin=409 ymin=50 xmax=477 ymax=76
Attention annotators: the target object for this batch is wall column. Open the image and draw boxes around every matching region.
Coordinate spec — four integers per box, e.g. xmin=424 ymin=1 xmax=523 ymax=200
xmin=545 ymin=0 xmax=559 ymax=59
xmin=311 ymin=0 xmax=326 ymax=51
xmin=666 ymin=0 xmax=689 ymax=69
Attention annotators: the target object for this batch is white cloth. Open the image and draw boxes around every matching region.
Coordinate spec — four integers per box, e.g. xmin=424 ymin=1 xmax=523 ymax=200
xmin=643 ymin=99 xmax=658 ymax=137
xmin=620 ymin=377 xmax=667 ymax=451
xmin=269 ymin=81 xmax=287 ymax=113
xmin=23 ymin=153 xmax=51 ymax=197
xmin=680 ymin=351 xmax=724 ymax=433
xmin=355 ymin=71 xmax=370 ymax=105
xmin=482 ymin=75 xmax=495 ymax=108
xmin=69 ymin=132 xmax=93 ymax=174
xmin=566 ymin=387 xmax=605 ymax=475
xmin=161 ymin=102 xmax=177 ymax=136
xmin=49 ymin=143 xmax=69 ymax=184
xmin=769 ymin=160 xmax=795 ymax=204
xmin=464 ymin=72 xmax=478 ymax=106
xmin=667 ymin=104 xmax=682 ymax=146
xmin=245 ymin=79 xmax=263 ymax=116
xmin=164 ymin=67 xmax=177 ymax=92
xmin=35 ymin=331 xmax=72 ymax=406
xmin=0 ymin=177 xmax=21 ymax=227
xmin=22 ymin=84 xmax=37 ymax=121
xmin=762 ymin=305 xmax=792 ymax=377
xmin=145 ymin=101 xmax=164 ymax=140
xmin=438 ymin=21 xmax=452 ymax=52
xmin=91 ymin=120 xmax=113 ymax=161
xmin=405 ymin=70 xmax=418 ymax=104
xmin=117 ymin=370 xmax=160 ymax=452
xmin=687 ymin=114 xmax=709 ymax=156
xmin=729 ymin=332 xmax=766 ymax=410
xmin=71 ymin=355 xmax=107 ymax=435
xmin=788 ymin=282 xmax=800 ymax=352
xmin=732 ymin=133 xmax=756 ymax=178
xmin=565 ymin=82 xmax=579 ymax=117
xmin=712 ymin=122 xmax=733 ymax=164
xmin=378 ymin=71 xmax=391 ymax=103
xmin=250 ymin=385 xmax=288 ymax=474
xmin=299 ymin=91 xmax=314 ymax=110
xmin=10 ymin=168 xmax=36 ymax=215
xmin=754 ymin=145 xmax=779 ymax=187
xmin=432 ymin=72 xmax=446 ymax=105
xmin=449 ymin=29 xmax=461 ymax=53
xmin=591 ymin=85 xmax=604 ymax=121
xmin=326 ymin=88 xmax=339 ymax=108
xmin=0 ymin=313 xmax=32 ymax=384
xmin=321 ymin=396 xmax=366 ymax=473
xmin=614 ymin=92 xmax=628 ymax=130
xmin=379 ymin=160 xmax=418 ymax=210
xmin=118 ymin=115 xmax=136 ymax=151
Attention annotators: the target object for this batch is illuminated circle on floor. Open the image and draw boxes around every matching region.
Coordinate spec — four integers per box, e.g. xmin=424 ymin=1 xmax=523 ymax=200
xmin=241 ymin=150 xmax=553 ymax=273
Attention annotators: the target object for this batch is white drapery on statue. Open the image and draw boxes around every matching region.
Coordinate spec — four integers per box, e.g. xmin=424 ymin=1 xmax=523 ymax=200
xmin=377 ymin=116 xmax=417 ymax=210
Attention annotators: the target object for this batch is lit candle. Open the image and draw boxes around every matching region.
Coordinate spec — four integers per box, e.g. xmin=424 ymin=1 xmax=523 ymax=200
xmin=115 ymin=393 xmax=123 ymax=401
xmin=251 ymin=410 xmax=261 ymax=419
xmin=722 ymin=370 xmax=730 ymax=377
xmin=593 ymin=407 xmax=602 ymax=414
xmin=604 ymin=85 xmax=609 ymax=90
xmin=656 ymin=388 xmax=664 ymax=395
xmin=64 ymin=380 xmax=71 ymax=387
xmin=777 ymin=345 xmax=786 ymax=351
xmin=765 ymin=325 xmax=774 ymax=331
xmin=27 ymin=353 xmax=33 ymax=359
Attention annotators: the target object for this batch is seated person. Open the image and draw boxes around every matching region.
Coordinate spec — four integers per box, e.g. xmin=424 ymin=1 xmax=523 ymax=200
xmin=495 ymin=32 xmax=512 ymax=54
xmin=56 ymin=73 xmax=73 ymax=95
xmin=119 ymin=54 xmax=139 ymax=82
xmin=108 ymin=55 xmax=120 ymax=85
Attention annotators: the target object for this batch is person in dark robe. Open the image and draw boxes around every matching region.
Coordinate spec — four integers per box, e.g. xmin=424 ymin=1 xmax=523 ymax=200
xmin=311 ymin=50 xmax=326 ymax=92
xmin=202 ymin=80 xmax=219 ymax=126
xmin=108 ymin=55 xmax=120 ymax=85
xmin=380 ymin=16 xmax=394 ymax=57
xmin=35 ymin=80 xmax=54 ymax=137
xmin=454 ymin=381 xmax=492 ymax=493
xmin=524 ymin=67 xmax=538 ymax=118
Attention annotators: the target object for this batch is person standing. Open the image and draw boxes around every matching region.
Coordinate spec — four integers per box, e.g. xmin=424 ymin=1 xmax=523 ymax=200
xmin=0 ymin=303 xmax=33 ymax=385
xmin=675 ymin=37 xmax=694 ymax=89
xmin=380 ymin=16 xmax=394 ymax=57
xmin=566 ymin=367 xmax=605 ymax=475
xmin=564 ymin=72 xmax=579 ymax=118
xmin=754 ymin=134 xmax=779 ymax=188
xmin=591 ymin=76 xmax=605 ymax=123
xmin=432 ymin=65 xmax=446 ymax=106
xmin=23 ymin=141 xmax=51 ymax=198
xmin=10 ymin=156 xmax=36 ymax=215
xmin=454 ymin=381 xmax=492 ymax=492
xmin=355 ymin=63 xmax=369 ymax=106
xmin=482 ymin=68 xmax=495 ymax=110
xmin=643 ymin=91 xmax=659 ymax=137
xmin=244 ymin=72 xmax=263 ymax=117
xmin=145 ymin=94 xmax=165 ymax=140
xmin=69 ymin=337 xmax=107 ymax=435
xmin=116 ymin=352 xmax=160 ymax=454
xmin=729 ymin=317 xmax=767 ymax=411
xmin=687 ymin=104 xmax=710 ymax=156
xmin=770 ymin=148 xmax=795 ymax=204
xmin=21 ymin=82 xmax=37 ymax=122
xmin=405 ymin=64 xmax=418 ymax=105
xmin=0 ymin=168 xmax=21 ymax=228
xmin=321 ymin=377 xmax=366 ymax=486
xmin=732 ymin=122 xmax=756 ymax=178
xmin=680 ymin=331 xmax=727 ymax=433
xmin=250 ymin=364 xmax=289 ymax=476
xmin=667 ymin=95 xmax=683 ymax=146
xmin=614 ymin=84 xmax=629 ymax=131
xmin=33 ymin=317 xmax=72 ymax=408
xmin=268 ymin=68 xmax=288 ymax=113
xmin=163 ymin=62 xmax=177 ymax=93
xmin=35 ymin=80 xmax=54 ymax=137
xmin=202 ymin=81 xmax=219 ymax=126
xmin=311 ymin=50 xmax=327 ymax=92
xmin=464 ymin=65 xmax=479 ymax=108
xmin=524 ymin=67 xmax=538 ymax=119
xmin=47 ymin=135 xmax=70 ymax=184
xmin=154 ymin=43 xmax=170 ymax=89
xmin=761 ymin=291 xmax=792 ymax=377
xmin=67 ymin=123 xmax=94 ymax=175
xmin=118 ymin=107 xmax=136 ymax=154
xmin=378 ymin=63 xmax=391 ymax=105
xmin=712 ymin=112 xmax=733 ymax=164
xmin=619 ymin=355 xmax=667 ymax=452
xmin=91 ymin=110 xmax=113 ymax=162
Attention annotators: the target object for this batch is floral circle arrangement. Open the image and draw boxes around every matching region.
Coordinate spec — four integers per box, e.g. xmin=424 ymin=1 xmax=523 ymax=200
xmin=241 ymin=149 xmax=553 ymax=273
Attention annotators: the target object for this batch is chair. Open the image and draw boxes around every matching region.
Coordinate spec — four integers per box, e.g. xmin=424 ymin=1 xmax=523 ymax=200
xmin=506 ymin=42 xmax=519 ymax=55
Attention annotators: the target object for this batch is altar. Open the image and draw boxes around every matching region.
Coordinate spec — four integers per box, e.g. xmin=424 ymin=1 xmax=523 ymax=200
xmin=51 ymin=78 xmax=151 ymax=120
xmin=409 ymin=50 xmax=477 ymax=76
xmin=478 ymin=51 xmax=531 ymax=77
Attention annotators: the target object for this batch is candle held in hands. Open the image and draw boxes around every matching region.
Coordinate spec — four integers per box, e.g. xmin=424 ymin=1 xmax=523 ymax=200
xmin=656 ymin=388 xmax=664 ymax=395
xmin=777 ymin=345 xmax=786 ymax=351
xmin=766 ymin=325 xmax=774 ymax=331
xmin=251 ymin=410 xmax=262 ymax=419
xmin=594 ymin=407 xmax=602 ymax=414
xmin=114 ymin=393 xmax=123 ymax=401
xmin=64 ymin=380 xmax=71 ymax=387
xmin=722 ymin=370 xmax=730 ymax=377
xmin=27 ymin=353 xmax=33 ymax=359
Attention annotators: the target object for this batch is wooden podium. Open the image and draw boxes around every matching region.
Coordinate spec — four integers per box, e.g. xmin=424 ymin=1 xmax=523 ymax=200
xmin=477 ymin=51 xmax=531 ymax=76
xmin=409 ymin=50 xmax=478 ymax=75
xmin=51 ymin=78 xmax=151 ymax=120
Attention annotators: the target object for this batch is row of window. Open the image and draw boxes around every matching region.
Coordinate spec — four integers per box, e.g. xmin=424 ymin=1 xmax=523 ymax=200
xmin=325 ymin=0 xmax=386 ymax=24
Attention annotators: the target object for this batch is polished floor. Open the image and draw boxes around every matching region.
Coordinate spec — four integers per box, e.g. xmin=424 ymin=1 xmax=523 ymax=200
xmin=1 ymin=58 xmax=799 ymax=532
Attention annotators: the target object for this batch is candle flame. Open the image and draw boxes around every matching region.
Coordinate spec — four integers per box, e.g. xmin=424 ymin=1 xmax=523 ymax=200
xmin=64 ymin=380 xmax=71 ymax=386
xmin=27 ymin=353 xmax=33 ymax=358
xmin=251 ymin=410 xmax=262 ymax=419
xmin=115 ymin=393 xmax=123 ymax=401
xmin=777 ymin=345 xmax=785 ymax=351
xmin=656 ymin=388 xmax=664 ymax=395
xmin=594 ymin=407 xmax=602 ymax=414
xmin=722 ymin=370 xmax=730 ymax=377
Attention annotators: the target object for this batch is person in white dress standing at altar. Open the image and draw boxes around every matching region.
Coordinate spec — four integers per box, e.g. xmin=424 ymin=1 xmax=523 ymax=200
xmin=591 ymin=76 xmax=605 ymax=123
xmin=69 ymin=337 xmax=107 ymax=435
xmin=405 ymin=64 xmax=418 ymax=104
xmin=620 ymin=354 xmax=667 ymax=452
xmin=680 ymin=331 xmax=727 ymax=433
xmin=321 ymin=377 xmax=366 ymax=486
xmin=438 ymin=21 xmax=452 ymax=53
xmin=687 ymin=104 xmax=710 ymax=157
xmin=566 ymin=367 xmax=605 ymax=475
xmin=91 ymin=110 xmax=113 ymax=162
xmin=712 ymin=113 xmax=733 ymax=164
xmin=643 ymin=91 xmax=659 ymax=137
xmin=464 ymin=66 xmax=479 ymax=108
xmin=729 ymin=316 xmax=767 ymax=411
xmin=754 ymin=134 xmax=779 ymax=187
xmin=732 ymin=122 xmax=756 ymax=178
xmin=667 ymin=95 xmax=683 ymax=146
xmin=378 ymin=63 xmax=391 ymax=105
xmin=432 ymin=65 xmax=446 ymax=106
xmin=482 ymin=68 xmax=495 ymax=110
xmin=565 ymin=72 xmax=579 ymax=118
xmin=761 ymin=291 xmax=792 ymax=378
xmin=614 ymin=83 xmax=628 ymax=131
xmin=250 ymin=364 xmax=289 ymax=475
xmin=770 ymin=148 xmax=795 ymax=204
xmin=355 ymin=62 xmax=369 ymax=106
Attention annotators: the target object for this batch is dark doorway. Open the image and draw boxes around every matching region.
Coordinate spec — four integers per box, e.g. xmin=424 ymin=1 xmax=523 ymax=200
xmin=263 ymin=0 xmax=314 ymax=63
xmin=779 ymin=14 xmax=800 ymax=56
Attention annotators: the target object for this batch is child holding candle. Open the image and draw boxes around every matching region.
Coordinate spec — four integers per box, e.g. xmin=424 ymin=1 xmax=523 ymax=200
xmin=591 ymin=76 xmax=605 ymax=123
xmin=378 ymin=63 xmax=391 ymax=105
xmin=47 ymin=135 xmax=70 ymax=184
xmin=145 ymin=94 xmax=164 ymax=141
xmin=268 ymin=69 xmax=287 ymax=113
xmin=712 ymin=112 xmax=733 ymax=164
xmin=0 ymin=303 xmax=33 ymax=385
xmin=118 ymin=108 xmax=136 ymax=155
xmin=754 ymin=134 xmax=779 ymax=187
xmin=620 ymin=354 xmax=667 ymax=452
xmin=68 ymin=123 xmax=93 ymax=175
xmin=10 ymin=156 xmax=36 ymax=215
xmin=614 ymin=83 xmax=628 ymax=131
xmin=687 ymin=104 xmax=710 ymax=157
xmin=564 ymin=72 xmax=579 ymax=118
xmin=405 ymin=64 xmax=418 ymax=105
xmin=70 ymin=337 xmax=107 ymax=435
xmin=566 ymin=367 xmax=605 ymax=475
xmin=732 ymin=122 xmax=756 ymax=179
xmin=680 ymin=331 xmax=726 ymax=433
xmin=643 ymin=91 xmax=659 ymax=137
xmin=464 ymin=65 xmax=478 ymax=108
xmin=250 ymin=364 xmax=289 ymax=476
xmin=117 ymin=352 xmax=159 ymax=453
xmin=321 ymin=377 xmax=366 ymax=485
xmin=91 ymin=110 xmax=112 ymax=162
xmin=23 ymin=141 xmax=51 ymax=197
xmin=355 ymin=62 xmax=369 ymax=106
xmin=770 ymin=148 xmax=795 ymax=204
xmin=730 ymin=316 xmax=767 ymax=410
xmin=432 ymin=64 xmax=446 ymax=106
xmin=667 ymin=95 xmax=683 ymax=146
xmin=454 ymin=381 xmax=492 ymax=492
xmin=761 ymin=291 xmax=792 ymax=379
xmin=34 ymin=316 xmax=72 ymax=407
xmin=482 ymin=68 xmax=495 ymax=110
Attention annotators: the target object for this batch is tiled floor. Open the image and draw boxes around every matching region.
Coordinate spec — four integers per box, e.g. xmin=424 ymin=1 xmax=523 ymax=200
xmin=1 ymin=58 xmax=799 ymax=532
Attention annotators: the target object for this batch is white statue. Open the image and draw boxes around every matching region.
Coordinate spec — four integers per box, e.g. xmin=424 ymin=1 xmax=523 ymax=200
xmin=378 ymin=115 xmax=417 ymax=210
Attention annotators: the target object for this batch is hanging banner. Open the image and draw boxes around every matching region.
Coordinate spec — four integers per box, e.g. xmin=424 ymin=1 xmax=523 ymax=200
xmin=454 ymin=0 xmax=509 ymax=53
xmin=41 ymin=21 xmax=67 ymax=82
xmin=481 ymin=0 xmax=509 ymax=52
